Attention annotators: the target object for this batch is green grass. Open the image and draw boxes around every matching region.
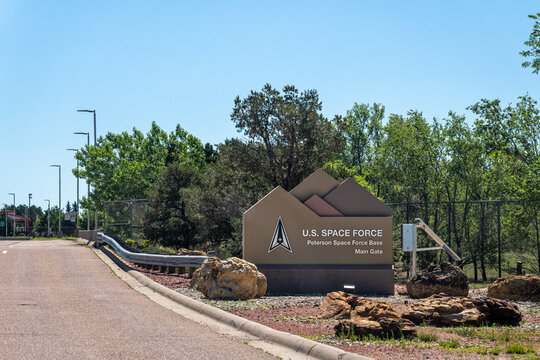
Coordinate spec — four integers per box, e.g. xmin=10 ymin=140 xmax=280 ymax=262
xmin=468 ymin=281 xmax=490 ymax=289
xmin=417 ymin=333 xmax=438 ymax=342
xmin=445 ymin=326 xmax=476 ymax=338
xmin=504 ymin=344 xmax=535 ymax=354
xmin=271 ymin=315 xmax=329 ymax=324
xmin=439 ymin=339 xmax=460 ymax=349
xmin=137 ymin=245 xmax=177 ymax=255
xmin=462 ymin=251 xmax=538 ymax=281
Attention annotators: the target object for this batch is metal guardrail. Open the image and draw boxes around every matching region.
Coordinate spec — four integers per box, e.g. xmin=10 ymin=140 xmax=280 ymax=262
xmin=96 ymin=232 xmax=208 ymax=267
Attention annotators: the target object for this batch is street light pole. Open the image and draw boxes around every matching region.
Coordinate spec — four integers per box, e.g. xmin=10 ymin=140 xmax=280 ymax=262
xmin=74 ymin=131 xmax=91 ymax=231
xmin=50 ymin=165 xmax=61 ymax=235
xmin=2 ymin=203 xmax=7 ymax=237
xmin=28 ymin=193 xmax=32 ymax=233
xmin=67 ymin=149 xmax=79 ymax=230
xmin=77 ymin=110 xmax=98 ymax=230
xmin=8 ymin=193 xmax=15 ymax=236
xmin=44 ymin=199 xmax=51 ymax=237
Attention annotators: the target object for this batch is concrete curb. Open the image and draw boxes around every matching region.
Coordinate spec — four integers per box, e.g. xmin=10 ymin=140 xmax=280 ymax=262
xmin=97 ymin=245 xmax=371 ymax=360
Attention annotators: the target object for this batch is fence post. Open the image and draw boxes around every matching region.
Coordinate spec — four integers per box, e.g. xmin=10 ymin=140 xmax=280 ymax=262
xmin=406 ymin=203 xmax=410 ymax=279
xmin=103 ymin=201 xmax=107 ymax=234
xmin=447 ymin=203 xmax=451 ymax=260
xmin=130 ymin=199 xmax=134 ymax=240
xmin=497 ymin=201 xmax=501 ymax=278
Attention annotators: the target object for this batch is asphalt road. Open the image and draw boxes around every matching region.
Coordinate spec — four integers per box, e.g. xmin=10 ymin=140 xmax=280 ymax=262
xmin=0 ymin=239 xmax=275 ymax=360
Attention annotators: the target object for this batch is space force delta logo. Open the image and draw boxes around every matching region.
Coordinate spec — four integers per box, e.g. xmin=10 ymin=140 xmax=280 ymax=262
xmin=268 ymin=216 xmax=292 ymax=253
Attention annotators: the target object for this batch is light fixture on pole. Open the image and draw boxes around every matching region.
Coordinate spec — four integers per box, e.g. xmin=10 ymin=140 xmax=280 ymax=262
xmin=67 ymin=149 xmax=79 ymax=230
xmin=8 ymin=193 xmax=15 ymax=236
xmin=74 ymin=131 xmax=91 ymax=231
xmin=1 ymin=203 xmax=7 ymax=237
xmin=50 ymin=165 xmax=61 ymax=235
xmin=44 ymin=199 xmax=51 ymax=237
xmin=77 ymin=110 xmax=98 ymax=230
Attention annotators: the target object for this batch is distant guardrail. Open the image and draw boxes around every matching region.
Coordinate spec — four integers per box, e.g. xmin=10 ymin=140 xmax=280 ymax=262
xmin=96 ymin=232 xmax=208 ymax=267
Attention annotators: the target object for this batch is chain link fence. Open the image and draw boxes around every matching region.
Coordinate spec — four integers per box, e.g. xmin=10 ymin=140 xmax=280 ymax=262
xmin=103 ymin=199 xmax=149 ymax=242
xmin=388 ymin=200 xmax=540 ymax=280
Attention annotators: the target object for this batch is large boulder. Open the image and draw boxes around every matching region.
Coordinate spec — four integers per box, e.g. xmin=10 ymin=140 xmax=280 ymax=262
xmin=487 ymin=274 xmax=540 ymax=302
xmin=402 ymin=294 xmax=522 ymax=327
xmin=190 ymin=257 xmax=267 ymax=299
xmin=406 ymin=262 xmax=468 ymax=298
xmin=473 ymin=297 xmax=523 ymax=326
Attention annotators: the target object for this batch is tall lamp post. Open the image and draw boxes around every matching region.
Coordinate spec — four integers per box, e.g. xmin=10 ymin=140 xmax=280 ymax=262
xmin=27 ymin=193 xmax=32 ymax=233
xmin=77 ymin=109 xmax=98 ymax=230
xmin=74 ymin=131 xmax=90 ymax=231
xmin=8 ymin=193 xmax=15 ymax=236
xmin=67 ymin=149 xmax=79 ymax=230
xmin=50 ymin=165 xmax=61 ymax=235
xmin=44 ymin=199 xmax=51 ymax=237
xmin=2 ymin=203 xmax=7 ymax=237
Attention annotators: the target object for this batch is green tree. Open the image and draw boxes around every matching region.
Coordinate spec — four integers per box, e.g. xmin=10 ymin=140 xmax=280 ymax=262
xmin=142 ymin=164 xmax=201 ymax=249
xmin=520 ymin=13 xmax=540 ymax=74
xmin=469 ymin=96 xmax=540 ymax=274
xmin=187 ymin=139 xmax=273 ymax=257
xmin=75 ymin=122 xmax=206 ymax=211
xmin=231 ymin=84 xmax=345 ymax=191
xmin=339 ymin=102 xmax=384 ymax=176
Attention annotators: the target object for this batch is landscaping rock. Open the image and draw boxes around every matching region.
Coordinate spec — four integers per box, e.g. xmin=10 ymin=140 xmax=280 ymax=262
xmin=473 ymin=297 xmax=523 ymax=326
xmin=487 ymin=274 xmax=540 ymax=302
xmin=317 ymin=291 xmax=359 ymax=319
xmin=406 ymin=262 xmax=468 ymax=298
xmin=256 ymin=271 xmax=267 ymax=298
xmin=335 ymin=317 xmax=416 ymax=339
xmin=322 ymin=292 xmax=416 ymax=339
xmin=351 ymin=298 xmax=400 ymax=321
xmin=402 ymin=294 xmax=522 ymax=326
xmin=190 ymin=257 xmax=267 ymax=299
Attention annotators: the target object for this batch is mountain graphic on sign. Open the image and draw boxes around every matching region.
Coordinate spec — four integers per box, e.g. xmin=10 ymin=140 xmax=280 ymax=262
xmin=268 ymin=216 xmax=292 ymax=252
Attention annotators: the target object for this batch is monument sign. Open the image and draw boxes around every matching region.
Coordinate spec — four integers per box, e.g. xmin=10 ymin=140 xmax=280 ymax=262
xmin=243 ymin=169 xmax=393 ymax=294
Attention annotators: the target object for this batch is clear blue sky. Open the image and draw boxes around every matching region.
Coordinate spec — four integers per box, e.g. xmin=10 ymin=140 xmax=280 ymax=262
xmin=1 ymin=1 xmax=538 ymax=211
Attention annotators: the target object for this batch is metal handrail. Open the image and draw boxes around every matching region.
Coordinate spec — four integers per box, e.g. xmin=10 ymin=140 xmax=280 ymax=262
xmin=96 ymin=232 xmax=208 ymax=267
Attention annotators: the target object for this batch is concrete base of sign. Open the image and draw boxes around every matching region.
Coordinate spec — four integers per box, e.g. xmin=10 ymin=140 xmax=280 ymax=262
xmin=257 ymin=264 xmax=394 ymax=295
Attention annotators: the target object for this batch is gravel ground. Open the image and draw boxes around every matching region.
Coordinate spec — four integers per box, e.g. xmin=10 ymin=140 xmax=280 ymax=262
xmin=127 ymin=260 xmax=540 ymax=360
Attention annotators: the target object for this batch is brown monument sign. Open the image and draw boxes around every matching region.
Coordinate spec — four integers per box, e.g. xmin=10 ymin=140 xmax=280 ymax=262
xmin=243 ymin=169 xmax=394 ymax=295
